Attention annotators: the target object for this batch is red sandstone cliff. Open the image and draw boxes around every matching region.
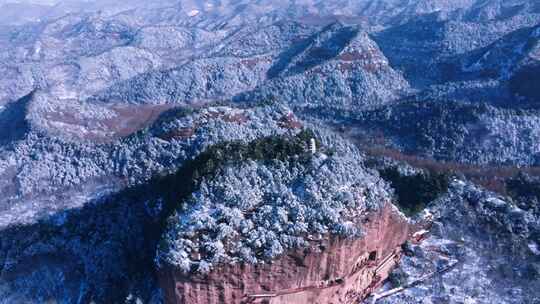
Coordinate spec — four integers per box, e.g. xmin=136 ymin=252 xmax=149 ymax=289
xmin=159 ymin=202 xmax=413 ymax=304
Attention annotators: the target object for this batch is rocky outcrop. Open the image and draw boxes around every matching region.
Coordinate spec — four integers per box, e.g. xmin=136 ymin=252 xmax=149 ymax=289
xmin=159 ymin=203 xmax=413 ymax=304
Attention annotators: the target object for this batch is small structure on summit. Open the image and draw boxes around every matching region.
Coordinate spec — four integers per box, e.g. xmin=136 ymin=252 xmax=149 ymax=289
xmin=310 ymin=138 xmax=317 ymax=154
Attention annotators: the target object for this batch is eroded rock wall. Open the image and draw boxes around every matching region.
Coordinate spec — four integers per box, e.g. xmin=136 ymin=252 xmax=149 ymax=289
xmin=159 ymin=202 xmax=412 ymax=304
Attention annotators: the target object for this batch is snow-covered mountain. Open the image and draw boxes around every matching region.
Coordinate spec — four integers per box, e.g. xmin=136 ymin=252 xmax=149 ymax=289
xmin=0 ymin=1 xmax=539 ymax=303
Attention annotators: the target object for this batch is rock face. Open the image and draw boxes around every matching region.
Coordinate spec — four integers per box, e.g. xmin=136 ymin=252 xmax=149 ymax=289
xmin=159 ymin=203 xmax=413 ymax=304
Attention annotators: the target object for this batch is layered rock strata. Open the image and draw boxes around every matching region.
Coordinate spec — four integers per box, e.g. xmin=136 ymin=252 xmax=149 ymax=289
xmin=159 ymin=203 xmax=413 ymax=304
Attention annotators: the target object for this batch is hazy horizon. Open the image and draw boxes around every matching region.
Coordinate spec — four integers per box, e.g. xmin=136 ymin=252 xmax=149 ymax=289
xmin=0 ymin=0 xmax=59 ymax=5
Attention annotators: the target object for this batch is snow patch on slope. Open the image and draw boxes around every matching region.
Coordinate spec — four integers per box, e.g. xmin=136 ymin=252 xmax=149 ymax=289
xmin=187 ymin=10 xmax=200 ymax=17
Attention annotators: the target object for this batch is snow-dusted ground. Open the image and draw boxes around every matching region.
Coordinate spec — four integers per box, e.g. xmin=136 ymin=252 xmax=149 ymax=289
xmin=374 ymin=181 xmax=540 ymax=304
